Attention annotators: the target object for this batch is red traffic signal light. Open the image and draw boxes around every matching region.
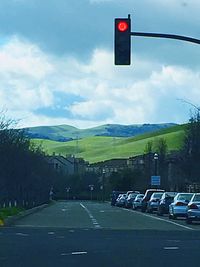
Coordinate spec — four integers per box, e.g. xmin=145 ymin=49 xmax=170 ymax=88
xmin=114 ymin=16 xmax=131 ymax=65
xmin=117 ymin=21 xmax=129 ymax=32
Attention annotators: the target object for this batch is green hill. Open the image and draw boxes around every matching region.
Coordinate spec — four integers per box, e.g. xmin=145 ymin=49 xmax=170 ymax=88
xmin=25 ymin=123 xmax=176 ymax=141
xmin=31 ymin=124 xmax=186 ymax=163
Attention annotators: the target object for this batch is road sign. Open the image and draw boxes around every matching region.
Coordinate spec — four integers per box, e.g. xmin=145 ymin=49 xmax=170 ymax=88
xmin=151 ymin=176 xmax=161 ymax=186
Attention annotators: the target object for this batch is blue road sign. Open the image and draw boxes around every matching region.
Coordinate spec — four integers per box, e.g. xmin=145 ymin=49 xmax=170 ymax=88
xmin=151 ymin=176 xmax=161 ymax=186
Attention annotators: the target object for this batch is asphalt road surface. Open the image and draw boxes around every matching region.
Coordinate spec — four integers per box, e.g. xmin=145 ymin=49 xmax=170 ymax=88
xmin=1 ymin=201 xmax=200 ymax=267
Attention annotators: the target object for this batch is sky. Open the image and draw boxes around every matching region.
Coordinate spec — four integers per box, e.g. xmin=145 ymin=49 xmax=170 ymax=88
xmin=0 ymin=0 xmax=200 ymax=128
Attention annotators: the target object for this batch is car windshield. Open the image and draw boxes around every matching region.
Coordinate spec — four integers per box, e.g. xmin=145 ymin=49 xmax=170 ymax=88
xmin=136 ymin=194 xmax=144 ymax=199
xmin=129 ymin=193 xmax=137 ymax=198
xmin=177 ymin=194 xmax=194 ymax=201
xmin=151 ymin=193 xmax=163 ymax=199
xmin=193 ymin=195 xmax=200 ymax=202
xmin=164 ymin=192 xmax=177 ymax=198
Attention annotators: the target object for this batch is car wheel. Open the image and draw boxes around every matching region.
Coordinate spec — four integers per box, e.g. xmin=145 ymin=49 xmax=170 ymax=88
xmin=157 ymin=210 xmax=163 ymax=216
xmin=141 ymin=207 xmax=146 ymax=213
xmin=172 ymin=214 xmax=177 ymax=220
xmin=186 ymin=217 xmax=192 ymax=224
xmin=169 ymin=214 xmax=173 ymax=219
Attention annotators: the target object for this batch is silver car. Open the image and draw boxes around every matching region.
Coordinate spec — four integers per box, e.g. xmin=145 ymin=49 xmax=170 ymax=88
xmin=132 ymin=194 xmax=144 ymax=210
xmin=186 ymin=193 xmax=200 ymax=224
xmin=146 ymin=192 xmax=164 ymax=213
xmin=169 ymin=193 xmax=194 ymax=219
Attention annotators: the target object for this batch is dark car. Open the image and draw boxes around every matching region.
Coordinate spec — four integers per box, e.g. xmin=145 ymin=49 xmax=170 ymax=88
xmin=141 ymin=189 xmax=165 ymax=212
xmin=125 ymin=192 xmax=140 ymax=209
xmin=115 ymin=194 xmax=127 ymax=207
xmin=157 ymin=192 xmax=177 ymax=216
xmin=111 ymin=191 xmax=126 ymax=206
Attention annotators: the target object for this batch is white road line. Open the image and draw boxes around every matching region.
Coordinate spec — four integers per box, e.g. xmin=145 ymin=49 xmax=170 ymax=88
xmin=71 ymin=252 xmax=87 ymax=255
xmin=61 ymin=251 xmax=87 ymax=256
xmin=16 ymin=233 xmax=29 ymax=236
xmin=80 ymin=203 xmax=101 ymax=229
xmin=48 ymin=232 xmax=55 ymax=235
xmin=164 ymin=247 xmax=179 ymax=250
xmin=123 ymin=208 xmax=194 ymax=230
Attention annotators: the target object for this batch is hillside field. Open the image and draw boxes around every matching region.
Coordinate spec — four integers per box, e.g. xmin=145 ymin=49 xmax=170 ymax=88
xmin=31 ymin=124 xmax=186 ymax=163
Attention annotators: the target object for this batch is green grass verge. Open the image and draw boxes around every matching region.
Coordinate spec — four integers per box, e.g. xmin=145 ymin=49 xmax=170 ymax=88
xmin=0 ymin=207 xmax=25 ymax=220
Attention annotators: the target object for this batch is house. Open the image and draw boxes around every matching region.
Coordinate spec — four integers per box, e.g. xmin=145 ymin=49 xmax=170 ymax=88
xmin=47 ymin=153 xmax=88 ymax=175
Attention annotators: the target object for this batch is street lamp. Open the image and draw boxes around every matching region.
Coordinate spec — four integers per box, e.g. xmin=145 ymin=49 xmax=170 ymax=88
xmin=66 ymin=187 xmax=70 ymax=200
xmin=89 ymin=185 xmax=94 ymax=201
xmin=154 ymin=153 xmax=158 ymax=176
xmin=102 ymin=169 xmax=106 ymax=202
xmin=49 ymin=186 xmax=54 ymax=201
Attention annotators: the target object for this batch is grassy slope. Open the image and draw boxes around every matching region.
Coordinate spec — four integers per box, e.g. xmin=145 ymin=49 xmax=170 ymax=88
xmin=26 ymin=123 xmax=176 ymax=140
xmin=32 ymin=124 xmax=186 ymax=163
xmin=27 ymin=124 xmax=110 ymax=139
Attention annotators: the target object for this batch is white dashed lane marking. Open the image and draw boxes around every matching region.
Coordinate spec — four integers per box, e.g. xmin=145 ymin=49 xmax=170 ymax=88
xmin=48 ymin=232 xmax=55 ymax=235
xmin=80 ymin=203 xmax=101 ymax=229
xmin=61 ymin=251 xmax=88 ymax=256
xmin=164 ymin=247 xmax=179 ymax=250
xmin=16 ymin=233 xmax=29 ymax=236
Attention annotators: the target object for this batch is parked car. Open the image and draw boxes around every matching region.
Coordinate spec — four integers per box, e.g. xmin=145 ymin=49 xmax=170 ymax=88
xmin=186 ymin=193 xmax=200 ymax=224
xmin=132 ymin=194 xmax=144 ymax=210
xmin=111 ymin=191 xmax=126 ymax=206
xmin=157 ymin=192 xmax=177 ymax=216
xmin=115 ymin=194 xmax=127 ymax=207
xmin=169 ymin=193 xmax=194 ymax=219
xmin=141 ymin=189 xmax=165 ymax=212
xmin=146 ymin=192 xmax=164 ymax=213
xmin=125 ymin=192 xmax=140 ymax=208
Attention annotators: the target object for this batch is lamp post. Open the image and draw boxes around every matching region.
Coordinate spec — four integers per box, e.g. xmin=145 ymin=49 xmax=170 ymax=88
xmin=102 ymin=169 xmax=106 ymax=202
xmin=89 ymin=185 xmax=94 ymax=201
xmin=49 ymin=186 xmax=54 ymax=201
xmin=154 ymin=153 xmax=158 ymax=176
xmin=66 ymin=187 xmax=70 ymax=200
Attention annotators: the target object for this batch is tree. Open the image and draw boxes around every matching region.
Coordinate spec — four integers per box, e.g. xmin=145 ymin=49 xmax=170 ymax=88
xmin=0 ymin=112 xmax=56 ymax=207
xmin=181 ymin=109 xmax=200 ymax=184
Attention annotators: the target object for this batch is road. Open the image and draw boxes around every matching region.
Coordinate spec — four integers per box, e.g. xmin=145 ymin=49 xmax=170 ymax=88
xmin=1 ymin=201 xmax=200 ymax=267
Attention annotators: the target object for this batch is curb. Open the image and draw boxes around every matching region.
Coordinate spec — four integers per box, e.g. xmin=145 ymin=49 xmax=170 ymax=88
xmin=2 ymin=201 xmax=55 ymax=227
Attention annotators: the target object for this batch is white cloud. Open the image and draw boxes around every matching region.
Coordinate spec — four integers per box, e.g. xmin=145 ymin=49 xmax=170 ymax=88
xmin=0 ymin=37 xmax=54 ymax=111
xmin=1 ymin=36 xmax=200 ymax=128
xmin=0 ymin=37 xmax=53 ymax=79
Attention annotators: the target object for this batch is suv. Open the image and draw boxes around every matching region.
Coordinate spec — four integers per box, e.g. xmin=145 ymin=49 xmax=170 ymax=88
xmin=141 ymin=189 xmax=165 ymax=212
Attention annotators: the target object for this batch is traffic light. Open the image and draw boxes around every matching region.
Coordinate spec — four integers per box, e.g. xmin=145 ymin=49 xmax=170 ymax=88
xmin=114 ymin=15 xmax=131 ymax=65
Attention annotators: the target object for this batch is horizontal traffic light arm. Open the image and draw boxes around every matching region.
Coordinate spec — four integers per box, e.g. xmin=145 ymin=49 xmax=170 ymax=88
xmin=131 ymin=32 xmax=200 ymax=45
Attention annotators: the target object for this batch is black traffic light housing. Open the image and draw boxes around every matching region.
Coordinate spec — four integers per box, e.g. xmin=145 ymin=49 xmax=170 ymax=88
xmin=114 ymin=15 xmax=131 ymax=65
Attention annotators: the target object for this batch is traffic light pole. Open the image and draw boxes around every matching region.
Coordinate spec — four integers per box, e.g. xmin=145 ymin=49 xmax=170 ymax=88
xmin=131 ymin=32 xmax=200 ymax=45
xmin=114 ymin=14 xmax=200 ymax=66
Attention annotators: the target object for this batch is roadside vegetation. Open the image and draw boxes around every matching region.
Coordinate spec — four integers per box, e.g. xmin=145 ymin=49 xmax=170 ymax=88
xmin=0 ymin=112 xmax=58 ymax=210
xmin=0 ymin=207 xmax=24 ymax=220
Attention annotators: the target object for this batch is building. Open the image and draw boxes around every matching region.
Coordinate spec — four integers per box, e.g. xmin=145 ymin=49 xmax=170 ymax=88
xmin=47 ymin=154 xmax=88 ymax=175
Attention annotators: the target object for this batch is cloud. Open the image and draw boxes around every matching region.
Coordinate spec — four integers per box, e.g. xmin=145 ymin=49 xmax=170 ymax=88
xmin=0 ymin=36 xmax=200 ymax=128
xmin=0 ymin=37 xmax=54 ymax=111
